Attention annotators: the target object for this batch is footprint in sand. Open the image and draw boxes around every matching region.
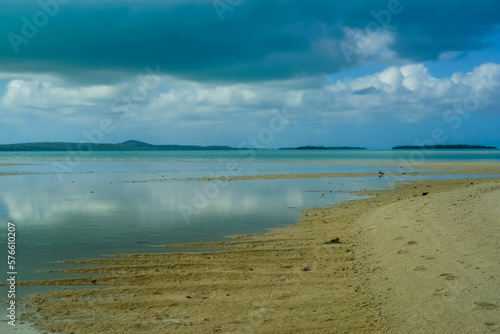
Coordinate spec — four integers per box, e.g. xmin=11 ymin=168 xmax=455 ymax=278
xmin=440 ymin=273 xmax=459 ymax=280
xmin=397 ymin=250 xmax=408 ymax=254
xmin=474 ymin=302 xmax=499 ymax=310
xmin=406 ymin=241 xmax=418 ymax=246
xmin=434 ymin=288 xmax=450 ymax=297
xmin=414 ymin=266 xmax=427 ymax=271
xmin=420 ymin=255 xmax=435 ymax=260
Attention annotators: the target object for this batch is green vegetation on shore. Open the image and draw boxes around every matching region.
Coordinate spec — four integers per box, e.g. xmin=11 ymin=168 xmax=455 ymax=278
xmin=1 ymin=141 xmax=495 ymax=152
xmin=280 ymin=146 xmax=367 ymax=150
xmin=392 ymin=144 xmax=496 ymax=150
xmin=0 ymin=140 xmax=237 ymax=151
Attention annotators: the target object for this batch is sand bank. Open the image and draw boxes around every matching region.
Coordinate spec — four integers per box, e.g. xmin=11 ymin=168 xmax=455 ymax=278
xmin=0 ymin=163 xmax=28 ymax=176
xmin=195 ymin=161 xmax=500 ymax=182
xmin=19 ymin=176 xmax=500 ymax=333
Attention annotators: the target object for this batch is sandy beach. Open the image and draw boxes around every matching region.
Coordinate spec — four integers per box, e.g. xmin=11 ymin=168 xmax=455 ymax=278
xmin=2 ymin=0 xmax=500 ymax=331
xmin=13 ymin=166 xmax=499 ymax=333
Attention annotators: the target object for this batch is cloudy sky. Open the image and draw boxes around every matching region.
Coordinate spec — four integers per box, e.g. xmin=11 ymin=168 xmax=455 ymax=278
xmin=1 ymin=0 xmax=499 ymax=148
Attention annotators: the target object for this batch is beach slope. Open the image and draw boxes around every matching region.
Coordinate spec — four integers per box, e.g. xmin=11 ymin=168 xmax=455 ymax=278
xmin=358 ymin=179 xmax=500 ymax=333
xmin=20 ymin=177 xmax=500 ymax=333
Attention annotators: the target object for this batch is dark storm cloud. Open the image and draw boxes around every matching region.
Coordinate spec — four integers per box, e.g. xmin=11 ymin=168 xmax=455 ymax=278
xmin=388 ymin=0 xmax=500 ymax=60
xmin=352 ymin=87 xmax=379 ymax=95
xmin=0 ymin=0 xmax=499 ymax=83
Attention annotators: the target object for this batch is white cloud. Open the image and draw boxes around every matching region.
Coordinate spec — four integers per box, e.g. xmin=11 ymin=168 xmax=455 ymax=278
xmin=2 ymin=79 xmax=119 ymax=110
xmin=151 ymin=80 xmax=263 ymax=112
xmin=321 ymin=62 xmax=500 ymax=122
xmin=376 ymin=66 xmax=403 ymax=93
xmin=400 ymin=64 xmax=437 ymax=91
xmin=0 ymin=63 xmax=498 ymax=136
xmin=340 ymin=27 xmax=397 ymax=63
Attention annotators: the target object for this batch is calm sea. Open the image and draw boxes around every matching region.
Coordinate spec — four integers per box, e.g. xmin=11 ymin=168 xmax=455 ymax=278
xmin=0 ymin=149 xmax=499 ymax=333
xmin=0 ymin=149 xmax=499 ymax=282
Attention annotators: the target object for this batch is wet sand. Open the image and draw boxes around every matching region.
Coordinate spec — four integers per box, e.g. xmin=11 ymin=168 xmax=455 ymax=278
xmin=196 ymin=161 xmax=500 ymax=182
xmin=0 ymin=163 xmax=28 ymax=176
xmin=15 ymin=169 xmax=500 ymax=333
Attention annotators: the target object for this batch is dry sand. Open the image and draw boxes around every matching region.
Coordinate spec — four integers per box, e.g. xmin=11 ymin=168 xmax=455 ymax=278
xmin=17 ymin=175 xmax=500 ymax=333
xmin=356 ymin=178 xmax=500 ymax=333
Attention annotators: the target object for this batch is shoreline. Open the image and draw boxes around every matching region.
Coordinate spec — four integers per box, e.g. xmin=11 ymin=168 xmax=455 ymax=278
xmin=18 ymin=174 xmax=500 ymax=333
xmin=195 ymin=161 xmax=500 ymax=181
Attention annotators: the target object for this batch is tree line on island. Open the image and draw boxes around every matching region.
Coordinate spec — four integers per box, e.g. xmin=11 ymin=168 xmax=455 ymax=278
xmin=0 ymin=141 xmax=368 ymax=151
xmin=0 ymin=141 xmax=496 ymax=151
xmin=0 ymin=140 xmax=236 ymax=151
xmin=392 ymin=144 xmax=497 ymax=150
xmin=279 ymin=146 xmax=366 ymax=150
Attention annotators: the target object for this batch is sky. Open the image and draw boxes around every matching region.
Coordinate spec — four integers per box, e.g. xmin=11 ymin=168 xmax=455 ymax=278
xmin=0 ymin=0 xmax=499 ymax=148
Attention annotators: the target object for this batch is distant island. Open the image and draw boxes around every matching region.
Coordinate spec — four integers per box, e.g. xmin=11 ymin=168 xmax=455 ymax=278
xmin=280 ymin=146 xmax=367 ymax=150
xmin=392 ymin=144 xmax=497 ymax=150
xmin=0 ymin=140 xmax=238 ymax=151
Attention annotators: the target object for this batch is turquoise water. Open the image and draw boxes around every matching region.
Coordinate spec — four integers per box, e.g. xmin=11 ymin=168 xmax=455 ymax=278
xmin=0 ymin=149 xmax=499 ymax=281
xmin=0 ymin=149 xmax=498 ymax=333
xmin=1 ymin=148 xmax=500 ymax=164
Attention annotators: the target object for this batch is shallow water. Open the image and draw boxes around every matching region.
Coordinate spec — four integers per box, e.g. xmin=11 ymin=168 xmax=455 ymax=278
xmin=1 ymin=172 xmax=394 ymax=282
xmin=1 ymin=149 xmax=499 ymax=280
xmin=0 ymin=150 xmax=499 ymax=333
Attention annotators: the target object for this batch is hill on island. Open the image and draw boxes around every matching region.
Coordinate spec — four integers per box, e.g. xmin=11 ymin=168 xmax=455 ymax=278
xmin=280 ymin=146 xmax=367 ymax=150
xmin=0 ymin=140 xmax=238 ymax=151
